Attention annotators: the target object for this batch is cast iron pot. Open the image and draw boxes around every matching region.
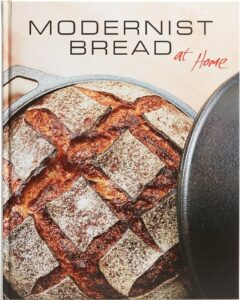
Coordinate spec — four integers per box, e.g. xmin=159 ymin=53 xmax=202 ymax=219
xmin=2 ymin=66 xmax=239 ymax=299
xmin=178 ymin=73 xmax=239 ymax=299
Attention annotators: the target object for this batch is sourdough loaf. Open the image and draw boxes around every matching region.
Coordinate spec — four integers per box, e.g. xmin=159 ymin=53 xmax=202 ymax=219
xmin=3 ymin=80 xmax=193 ymax=299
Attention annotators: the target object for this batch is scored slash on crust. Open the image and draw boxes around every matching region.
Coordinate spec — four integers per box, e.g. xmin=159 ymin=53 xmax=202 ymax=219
xmin=3 ymin=84 xmax=191 ymax=299
xmin=2 ymin=159 xmax=24 ymax=204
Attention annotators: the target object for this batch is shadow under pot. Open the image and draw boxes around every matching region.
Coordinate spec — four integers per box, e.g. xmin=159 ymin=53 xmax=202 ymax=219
xmin=2 ymin=66 xmax=238 ymax=300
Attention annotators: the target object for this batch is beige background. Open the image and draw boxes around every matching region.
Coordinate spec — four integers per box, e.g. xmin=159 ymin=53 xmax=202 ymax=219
xmin=3 ymin=1 xmax=239 ymax=112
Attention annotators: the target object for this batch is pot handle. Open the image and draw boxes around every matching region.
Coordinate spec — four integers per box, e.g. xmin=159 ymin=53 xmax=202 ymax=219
xmin=3 ymin=65 xmax=66 ymax=124
xmin=3 ymin=65 xmax=64 ymax=89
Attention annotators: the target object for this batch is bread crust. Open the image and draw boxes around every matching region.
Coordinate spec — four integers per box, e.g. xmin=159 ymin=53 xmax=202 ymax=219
xmin=3 ymin=81 xmax=193 ymax=299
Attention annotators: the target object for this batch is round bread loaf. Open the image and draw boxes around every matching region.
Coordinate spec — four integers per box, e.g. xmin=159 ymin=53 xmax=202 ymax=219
xmin=3 ymin=81 xmax=193 ymax=299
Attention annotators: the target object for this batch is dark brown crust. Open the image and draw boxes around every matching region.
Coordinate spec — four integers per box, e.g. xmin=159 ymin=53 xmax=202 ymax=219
xmin=129 ymin=244 xmax=184 ymax=297
xmin=3 ymin=159 xmax=80 ymax=238
xmin=31 ymin=266 xmax=66 ymax=294
xmin=134 ymin=167 xmax=178 ymax=215
xmin=3 ymin=159 xmax=23 ymax=195
xmin=82 ymin=165 xmax=161 ymax=251
xmin=130 ymin=118 xmax=181 ymax=167
xmin=77 ymin=87 xmax=124 ymax=108
xmin=3 ymin=87 xmax=188 ymax=298
xmin=85 ymin=221 xmax=128 ymax=263
xmin=33 ymin=210 xmax=125 ymax=299
xmin=25 ymin=108 xmax=71 ymax=153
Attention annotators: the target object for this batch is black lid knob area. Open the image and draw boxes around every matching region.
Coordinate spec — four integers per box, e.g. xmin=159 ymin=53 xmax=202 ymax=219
xmin=178 ymin=74 xmax=239 ymax=299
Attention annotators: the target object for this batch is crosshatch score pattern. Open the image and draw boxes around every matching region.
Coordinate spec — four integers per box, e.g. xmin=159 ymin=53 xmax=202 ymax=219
xmin=3 ymin=81 xmax=193 ymax=299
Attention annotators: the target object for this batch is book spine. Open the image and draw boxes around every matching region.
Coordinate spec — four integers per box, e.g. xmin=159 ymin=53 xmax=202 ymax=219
xmin=2 ymin=1 xmax=12 ymax=110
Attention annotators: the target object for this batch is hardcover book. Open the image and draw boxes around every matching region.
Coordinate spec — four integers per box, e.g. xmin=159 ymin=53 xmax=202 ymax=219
xmin=2 ymin=1 xmax=239 ymax=299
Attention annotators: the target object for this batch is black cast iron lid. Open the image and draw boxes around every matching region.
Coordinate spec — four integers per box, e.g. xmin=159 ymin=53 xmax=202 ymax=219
xmin=178 ymin=74 xmax=239 ymax=299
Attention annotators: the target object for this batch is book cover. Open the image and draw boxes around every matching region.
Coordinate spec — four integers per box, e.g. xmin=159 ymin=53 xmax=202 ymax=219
xmin=2 ymin=1 xmax=239 ymax=299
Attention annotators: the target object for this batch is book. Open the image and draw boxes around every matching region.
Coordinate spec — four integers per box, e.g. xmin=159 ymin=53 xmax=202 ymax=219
xmin=2 ymin=2 xmax=239 ymax=299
